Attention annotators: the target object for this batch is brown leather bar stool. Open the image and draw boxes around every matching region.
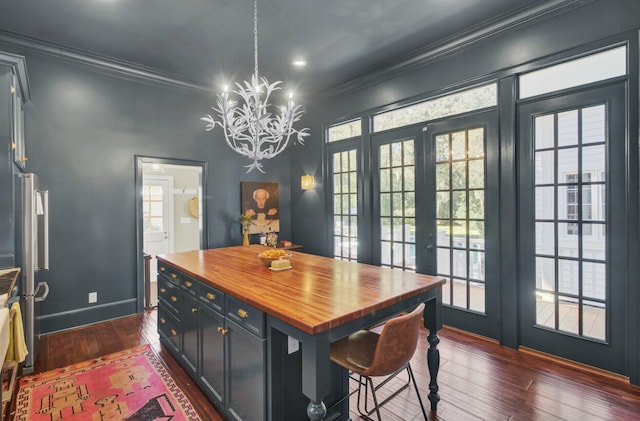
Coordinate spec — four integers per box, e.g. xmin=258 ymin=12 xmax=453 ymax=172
xmin=329 ymin=303 xmax=427 ymax=420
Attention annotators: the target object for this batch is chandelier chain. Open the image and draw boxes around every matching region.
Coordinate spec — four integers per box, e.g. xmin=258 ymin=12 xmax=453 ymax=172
xmin=254 ymin=0 xmax=258 ymax=77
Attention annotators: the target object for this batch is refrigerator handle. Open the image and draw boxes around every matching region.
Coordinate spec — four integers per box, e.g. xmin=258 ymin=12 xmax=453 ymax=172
xmin=34 ymin=282 xmax=49 ymax=302
xmin=41 ymin=190 xmax=49 ymax=270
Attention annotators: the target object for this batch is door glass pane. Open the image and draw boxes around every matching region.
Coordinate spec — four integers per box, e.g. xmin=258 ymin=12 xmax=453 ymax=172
xmin=435 ymin=127 xmax=486 ymax=313
xmin=535 ymin=151 xmax=554 ymax=184
xmin=379 ymin=139 xmax=415 ymax=270
xmin=469 ymin=282 xmax=485 ymax=313
xmin=436 ymin=135 xmax=449 ymax=161
xmin=535 ymin=114 xmax=555 ymax=149
xmin=582 ymin=105 xmax=606 ymax=144
xmin=558 ymin=148 xmax=578 ymax=177
xmin=536 ymin=187 xmax=554 ymax=220
xmin=468 ymin=160 xmax=484 ymax=189
xmin=557 ymin=110 xmax=578 ymax=147
xmin=533 ymin=104 xmax=608 ymax=341
xmin=436 ymin=192 xmax=450 ymax=219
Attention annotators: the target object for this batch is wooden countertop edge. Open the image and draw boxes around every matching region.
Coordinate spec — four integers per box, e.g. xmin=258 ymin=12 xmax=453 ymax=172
xmin=157 ymin=254 xmax=444 ymax=335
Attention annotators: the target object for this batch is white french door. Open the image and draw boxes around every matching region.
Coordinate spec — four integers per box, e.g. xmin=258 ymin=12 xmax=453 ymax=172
xmin=142 ymin=176 xmax=174 ymax=289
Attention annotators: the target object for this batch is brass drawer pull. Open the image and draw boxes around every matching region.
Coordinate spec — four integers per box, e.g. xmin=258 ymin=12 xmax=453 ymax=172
xmin=237 ymin=309 xmax=248 ymax=319
xmin=170 ymin=329 xmax=177 ymax=336
xmin=192 ymin=308 xmax=198 ymax=314
xmin=170 ymin=273 xmax=177 ymax=279
xmin=206 ymin=292 xmax=215 ymax=300
xmin=160 ymin=288 xmax=166 ymax=293
xmin=220 ymin=328 xmax=228 ymax=336
xmin=170 ymin=296 xmax=177 ymax=302
xmin=184 ymin=281 xmax=192 ymax=288
xmin=160 ymin=317 xmax=166 ymax=324
xmin=160 ymin=266 xmax=166 ymax=272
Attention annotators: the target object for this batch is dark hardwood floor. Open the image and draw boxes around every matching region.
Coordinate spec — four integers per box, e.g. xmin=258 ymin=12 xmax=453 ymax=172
xmin=26 ymin=310 xmax=640 ymax=420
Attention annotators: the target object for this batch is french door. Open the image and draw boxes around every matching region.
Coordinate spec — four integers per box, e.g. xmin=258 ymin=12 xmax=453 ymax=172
xmin=517 ymin=83 xmax=627 ymax=373
xmin=371 ymin=110 xmax=500 ymax=339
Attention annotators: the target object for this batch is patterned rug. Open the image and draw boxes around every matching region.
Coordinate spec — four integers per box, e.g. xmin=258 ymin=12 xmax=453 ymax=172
xmin=15 ymin=344 xmax=200 ymax=421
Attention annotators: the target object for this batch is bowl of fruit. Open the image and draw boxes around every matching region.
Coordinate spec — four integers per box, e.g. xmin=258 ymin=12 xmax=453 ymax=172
xmin=258 ymin=249 xmax=291 ymax=267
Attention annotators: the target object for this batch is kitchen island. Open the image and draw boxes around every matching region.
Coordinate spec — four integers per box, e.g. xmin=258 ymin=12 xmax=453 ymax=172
xmin=156 ymin=245 xmax=444 ymax=420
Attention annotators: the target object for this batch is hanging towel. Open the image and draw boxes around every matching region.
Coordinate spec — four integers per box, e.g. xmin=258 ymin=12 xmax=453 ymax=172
xmin=0 ymin=308 xmax=9 ymax=362
xmin=6 ymin=302 xmax=28 ymax=363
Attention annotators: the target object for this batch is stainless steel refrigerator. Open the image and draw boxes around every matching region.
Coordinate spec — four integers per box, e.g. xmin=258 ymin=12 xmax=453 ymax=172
xmin=21 ymin=173 xmax=50 ymax=372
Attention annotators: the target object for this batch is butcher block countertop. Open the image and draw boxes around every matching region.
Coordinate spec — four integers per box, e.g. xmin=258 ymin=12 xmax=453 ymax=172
xmin=157 ymin=245 xmax=445 ymax=335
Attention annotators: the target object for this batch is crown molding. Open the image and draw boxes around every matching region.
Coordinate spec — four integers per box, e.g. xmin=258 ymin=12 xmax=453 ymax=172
xmin=0 ymin=30 xmax=212 ymax=94
xmin=325 ymin=0 xmax=596 ymax=97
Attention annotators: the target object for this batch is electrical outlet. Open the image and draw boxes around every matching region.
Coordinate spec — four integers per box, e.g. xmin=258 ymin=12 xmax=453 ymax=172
xmin=89 ymin=292 xmax=97 ymax=303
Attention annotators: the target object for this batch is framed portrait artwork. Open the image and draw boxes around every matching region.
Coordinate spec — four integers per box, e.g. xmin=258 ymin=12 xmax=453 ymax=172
xmin=241 ymin=182 xmax=280 ymax=234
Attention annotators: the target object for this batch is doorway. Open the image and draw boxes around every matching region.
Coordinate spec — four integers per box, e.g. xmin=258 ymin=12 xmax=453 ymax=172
xmin=135 ymin=156 xmax=207 ymax=312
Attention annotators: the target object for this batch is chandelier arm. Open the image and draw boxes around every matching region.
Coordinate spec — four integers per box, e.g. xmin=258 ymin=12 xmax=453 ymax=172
xmin=218 ymin=101 xmax=254 ymax=155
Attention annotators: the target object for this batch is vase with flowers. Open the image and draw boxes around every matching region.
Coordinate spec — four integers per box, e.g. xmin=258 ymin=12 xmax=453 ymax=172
xmin=237 ymin=212 xmax=252 ymax=246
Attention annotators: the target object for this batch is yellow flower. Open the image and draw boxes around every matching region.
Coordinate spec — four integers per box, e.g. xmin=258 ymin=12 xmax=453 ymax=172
xmin=236 ymin=212 xmax=252 ymax=229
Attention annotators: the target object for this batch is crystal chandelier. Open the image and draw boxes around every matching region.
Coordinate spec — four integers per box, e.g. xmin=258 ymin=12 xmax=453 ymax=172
xmin=201 ymin=0 xmax=309 ymax=173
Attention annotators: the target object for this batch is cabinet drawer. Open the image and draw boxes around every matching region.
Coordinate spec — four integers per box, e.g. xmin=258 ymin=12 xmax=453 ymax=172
xmin=180 ymin=275 xmax=199 ymax=297
xmin=158 ymin=277 xmax=181 ymax=315
xmin=226 ymin=296 xmax=265 ymax=338
xmin=157 ymin=263 xmax=182 ymax=285
xmin=199 ymin=283 xmax=224 ymax=314
xmin=158 ymin=305 xmax=180 ymax=354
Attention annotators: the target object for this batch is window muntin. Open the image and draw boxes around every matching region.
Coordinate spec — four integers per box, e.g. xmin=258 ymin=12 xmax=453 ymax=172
xmin=519 ymin=46 xmax=626 ymax=99
xmin=328 ymin=119 xmax=362 ymax=142
xmin=379 ymin=140 xmax=415 ymax=270
xmin=373 ymin=84 xmax=497 ymax=133
xmin=142 ymin=185 xmax=164 ymax=233
xmin=332 ymin=149 xmax=358 ymax=261
xmin=436 ymin=128 xmax=486 ymax=313
xmin=534 ymin=104 xmax=607 ymax=341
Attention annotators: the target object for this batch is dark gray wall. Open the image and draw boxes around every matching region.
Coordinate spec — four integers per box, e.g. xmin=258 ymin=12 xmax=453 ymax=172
xmin=0 ymin=41 xmax=297 ymax=333
xmin=290 ymin=0 xmax=640 ymax=383
xmin=291 ymin=0 xmax=640 ymax=258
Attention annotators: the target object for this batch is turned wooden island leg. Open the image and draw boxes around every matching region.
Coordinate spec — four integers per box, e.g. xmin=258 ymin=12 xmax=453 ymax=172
xmin=424 ymin=292 xmax=442 ymax=411
xmin=427 ymin=331 xmax=441 ymax=410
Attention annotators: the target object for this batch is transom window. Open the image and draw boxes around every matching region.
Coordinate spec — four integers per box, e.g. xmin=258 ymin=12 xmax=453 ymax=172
xmin=519 ymin=46 xmax=626 ymax=99
xmin=373 ymin=84 xmax=497 ymax=133
xmin=328 ymin=119 xmax=362 ymax=142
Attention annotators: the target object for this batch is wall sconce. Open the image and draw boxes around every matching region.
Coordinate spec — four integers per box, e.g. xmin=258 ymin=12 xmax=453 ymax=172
xmin=301 ymin=175 xmax=315 ymax=190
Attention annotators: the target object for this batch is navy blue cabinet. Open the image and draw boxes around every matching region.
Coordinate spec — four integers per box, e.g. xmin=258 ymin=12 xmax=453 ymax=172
xmin=199 ymin=303 xmax=225 ymax=406
xmin=157 ymin=263 xmax=266 ymax=420
xmin=181 ymin=291 xmax=199 ymax=377
xmin=226 ymin=318 xmax=266 ymax=421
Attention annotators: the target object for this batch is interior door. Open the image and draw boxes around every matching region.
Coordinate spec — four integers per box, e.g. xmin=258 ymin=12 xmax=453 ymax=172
xmin=143 ymin=176 xmax=173 ymax=289
xmin=517 ymin=83 xmax=627 ymax=373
